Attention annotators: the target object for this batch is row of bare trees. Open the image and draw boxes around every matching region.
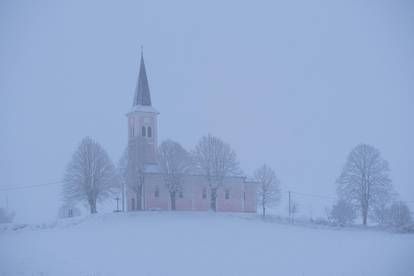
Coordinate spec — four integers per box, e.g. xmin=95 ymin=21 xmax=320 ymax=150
xmin=61 ymin=137 xmax=410 ymax=227
xmin=59 ymin=133 xmax=289 ymax=218
xmin=62 ymin=134 xmax=282 ymax=215
xmin=252 ymin=143 xmax=411 ymax=226
xmin=62 ymin=134 xmax=257 ymax=214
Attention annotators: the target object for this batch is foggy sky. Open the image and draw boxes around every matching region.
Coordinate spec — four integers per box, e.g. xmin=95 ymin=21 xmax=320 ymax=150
xmin=1 ymin=0 xmax=413 ymax=222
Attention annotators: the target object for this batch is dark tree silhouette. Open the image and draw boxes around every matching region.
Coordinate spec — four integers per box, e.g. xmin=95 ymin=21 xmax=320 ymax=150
xmin=337 ymin=144 xmax=393 ymax=225
xmin=254 ymin=164 xmax=281 ymax=217
xmin=158 ymin=139 xmax=190 ymax=210
xmin=63 ymin=137 xmax=117 ymax=214
xmin=193 ymin=134 xmax=240 ymax=211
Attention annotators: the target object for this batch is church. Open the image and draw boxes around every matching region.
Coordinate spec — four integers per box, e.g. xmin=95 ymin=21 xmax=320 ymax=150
xmin=125 ymin=52 xmax=257 ymax=213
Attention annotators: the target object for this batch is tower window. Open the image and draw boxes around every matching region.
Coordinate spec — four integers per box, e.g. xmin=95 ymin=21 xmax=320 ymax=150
xmin=225 ymin=189 xmax=230 ymax=199
xmin=147 ymin=126 xmax=152 ymax=137
xmin=202 ymin=188 xmax=207 ymax=199
xmin=154 ymin=186 xmax=159 ymax=198
xmin=142 ymin=126 xmax=146 ymax=137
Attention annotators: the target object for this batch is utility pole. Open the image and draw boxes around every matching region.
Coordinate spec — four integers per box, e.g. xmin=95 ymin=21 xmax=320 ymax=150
xmin=121 ymin=182 xmax=125 ymax=212
xmin=288 ymin=190 xmax=291 ymax=222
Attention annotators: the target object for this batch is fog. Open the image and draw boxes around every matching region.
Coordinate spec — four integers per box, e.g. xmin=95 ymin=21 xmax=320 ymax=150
xmin=1 ymin=0 xmax=414 ymax=223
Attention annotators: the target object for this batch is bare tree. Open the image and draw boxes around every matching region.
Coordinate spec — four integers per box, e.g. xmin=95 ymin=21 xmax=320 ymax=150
xmin=193 ymin=134 xmax=240 ymax=211
xmin=63 ymin=137 xmax=117 ymax=214
xmin=58 ymin=204 xmax=81 ymax=219
xmin=337 ymin=144 xmax=393 ymax=225
xmin=0 ymin=208 xmax=15 ymax=223
xmin=386 ymin=201 xmax=412 ymax=227
xmin=124 ymin=136 xmax=147 ymax=211
xmin=371 ymin=201 xmax=391 ymax=225
xmin=254 ymin=164 xmax=281 ymax=217
xmin=158 ymin=139 xmax=190 ymax=210
xmin=329 ymin=199 xmax=356 ymax=226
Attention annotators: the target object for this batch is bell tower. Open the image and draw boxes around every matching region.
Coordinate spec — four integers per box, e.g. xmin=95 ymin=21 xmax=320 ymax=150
xmin=126 ymin=49 xmax=159 ymax=164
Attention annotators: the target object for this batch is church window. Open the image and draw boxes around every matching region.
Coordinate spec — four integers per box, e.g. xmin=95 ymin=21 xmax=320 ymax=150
xmin=202 ymin=188 xmax=207 ymax=199
xmin=147 ymin=126 xmax=152 ymax=137
xmin=154 ymin=186 xmax=159 ymax=198
xmin=225 ymin=189 xmax=230 ymax=199
xmin=142 ymin=126 xmax=146 ymax=137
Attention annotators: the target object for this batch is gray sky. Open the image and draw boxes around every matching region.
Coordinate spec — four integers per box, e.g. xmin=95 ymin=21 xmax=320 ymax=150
xmin=1 ymin=0 xmax=413 ymax=222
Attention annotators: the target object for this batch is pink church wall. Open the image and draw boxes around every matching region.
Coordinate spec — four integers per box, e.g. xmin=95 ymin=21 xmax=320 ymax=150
xmin=191 ymin=185 xmax=210 ymax=211
xmin=143 ymin=174 xmax=168 ymax=210
xmin=242 ymin=183 xmax=257 ymax=212
xmin=126 ymin=174 xmax=257 ymax=213
xmin=175 ymin=197 xmax=193 ymax=211
xmin=145 ymin=186 xmax=169 ymax=211
xmin=217 ymin=186 xmax=242 ymax=212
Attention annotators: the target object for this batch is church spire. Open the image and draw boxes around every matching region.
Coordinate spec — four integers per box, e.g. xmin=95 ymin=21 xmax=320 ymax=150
xmin=133 ymin=47 xmax=152 ymax=106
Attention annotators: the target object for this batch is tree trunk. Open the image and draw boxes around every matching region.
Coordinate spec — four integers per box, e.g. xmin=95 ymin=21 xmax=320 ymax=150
xmin=262 ymin=194 xmax=266 ymax=217
xmin=170 ymin=191 xmax=176 ymax=210
xmin=136 ymin=186 xmax=142 ymax=211
xmin=90 ymin=199 xmax=97 ymax=214
xmin=362 ymin=208 xmax=368 ymax=226
xmin=210 ymin=188 xmax=217 ymax=211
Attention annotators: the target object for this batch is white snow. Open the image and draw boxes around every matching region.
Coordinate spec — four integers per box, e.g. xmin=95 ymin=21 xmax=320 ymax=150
xmin=1 ymin=212 xmax=413 ymax=276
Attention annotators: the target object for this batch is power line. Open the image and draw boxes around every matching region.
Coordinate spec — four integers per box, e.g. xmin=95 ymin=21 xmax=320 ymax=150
xmin=281 ymin=189 xmax=336 ymax=200
xmin=283 ymin=189 xmax=414 ymax=204
xmin=0 ymin=181 xmax=63 ymax=191
xmin=1 ymin=181 xmax=414 ymax=204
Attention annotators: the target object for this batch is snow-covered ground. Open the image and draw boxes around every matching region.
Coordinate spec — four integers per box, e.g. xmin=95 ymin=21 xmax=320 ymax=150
xmin=1 ymin=212 xmax=413 ymax=276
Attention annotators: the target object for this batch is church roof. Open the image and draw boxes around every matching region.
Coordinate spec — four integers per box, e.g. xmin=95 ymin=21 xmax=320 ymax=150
xmin=133 ymin=50 xmax=152 ymax=106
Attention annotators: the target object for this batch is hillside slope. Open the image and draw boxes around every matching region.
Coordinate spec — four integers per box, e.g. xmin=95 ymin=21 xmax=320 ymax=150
xmin=1 ymin=212 xmax=413 ymax=276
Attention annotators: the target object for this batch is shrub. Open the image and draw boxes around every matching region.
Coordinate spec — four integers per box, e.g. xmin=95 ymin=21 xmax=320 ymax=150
xmin=329 ymin=199 xmax=356 ymax=226
xmin=0 ymin=208 xmax=15 ymax=223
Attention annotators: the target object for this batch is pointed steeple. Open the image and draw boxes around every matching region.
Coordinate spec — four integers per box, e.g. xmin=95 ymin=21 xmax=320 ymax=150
xmin=133 ymin=47 xmax=152 ymax=106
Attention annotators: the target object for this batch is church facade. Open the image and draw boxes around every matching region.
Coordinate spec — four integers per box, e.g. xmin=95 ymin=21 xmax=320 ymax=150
xmin=125 ymin=52 xmax=257 ymax=213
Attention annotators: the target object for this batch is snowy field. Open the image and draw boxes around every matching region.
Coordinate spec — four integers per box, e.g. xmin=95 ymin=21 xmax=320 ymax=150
xmin=1 ymin=212 xmax=413 ymax=276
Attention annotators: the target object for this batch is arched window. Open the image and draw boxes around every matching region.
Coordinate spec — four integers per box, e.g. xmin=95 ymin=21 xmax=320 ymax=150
xmin=142 ymin=126 xmax=146 ymax=137
xmin=131 ymin=198 xmax=135 ymax=210
xmin=225 ymin=189 xmax=230 ymax=199
xmin=147 ymin=126 xmax=152 ymax=137
xmin=154 ymin=186 xmax=159 ymax=198
xmin=179 ymin=190 xmax=183 ymax=198
xmin=202 ymin=188 xmax=207 ymax=199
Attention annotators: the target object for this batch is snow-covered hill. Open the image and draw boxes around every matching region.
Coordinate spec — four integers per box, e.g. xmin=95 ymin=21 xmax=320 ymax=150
xmin=1 ymin=212 xmax=413 ymax=276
